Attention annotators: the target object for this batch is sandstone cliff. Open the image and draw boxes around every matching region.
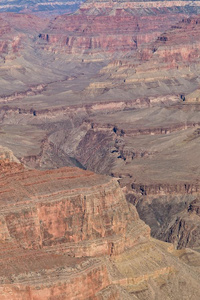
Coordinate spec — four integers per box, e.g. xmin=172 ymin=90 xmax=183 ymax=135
xmin=38 ymin=5 xmax=192 ymax=55
xmin=0 ymin=160 xmax=200 ymax=299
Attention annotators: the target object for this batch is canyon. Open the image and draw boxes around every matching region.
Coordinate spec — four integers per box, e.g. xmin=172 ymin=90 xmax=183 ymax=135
xmin=0 ymin=0 xmax=200 ymax=298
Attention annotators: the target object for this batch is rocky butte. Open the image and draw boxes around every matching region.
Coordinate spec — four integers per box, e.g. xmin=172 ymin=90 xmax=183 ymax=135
xmin=0 ymin=156 xmax=200 ymax=299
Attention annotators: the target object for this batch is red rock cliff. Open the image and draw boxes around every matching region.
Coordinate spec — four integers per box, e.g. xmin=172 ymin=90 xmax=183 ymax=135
xmin=0 ymin=161 xmax=200 ymax=300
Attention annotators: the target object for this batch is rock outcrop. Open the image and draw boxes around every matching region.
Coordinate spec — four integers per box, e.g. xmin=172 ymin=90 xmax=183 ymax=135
xmin=0 ymin=97 xmax=200 ymax=253
xmin=0 ymin=162 xmax=148 ymax=256
xmin=156 ymin=199 xmax=200 ymax=251
xmin=0 ymin=160 xmax=200 ymax=299
xmin=0 ymin=13 xmax=48 ymax=61
xmin=38 ymin=3 xmax=195 ymax=55
xmin=90 ymin=16 xmax=200 ymax=99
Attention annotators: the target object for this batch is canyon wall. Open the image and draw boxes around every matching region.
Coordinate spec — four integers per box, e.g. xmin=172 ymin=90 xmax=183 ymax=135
xmin=38 ymin=8 xmax=193 ymax=55
xmin=36 ymin=0 xmax=200 ymax=56
xmin=156 ymin=198 xmax=200 ymax=250
xmin=0 ymin=163 xmax=148 ymax=257
xmin=0 ymin=159 xmax=200 ymax=299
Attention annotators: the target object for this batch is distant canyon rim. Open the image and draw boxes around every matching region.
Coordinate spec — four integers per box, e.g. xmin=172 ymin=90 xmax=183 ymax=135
xmin=0 ymin=0 xmax=200 ymax=299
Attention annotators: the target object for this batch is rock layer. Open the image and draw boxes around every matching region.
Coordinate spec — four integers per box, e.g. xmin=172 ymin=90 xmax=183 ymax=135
xmin=0 ymin=162 xmax=148 ymax=257
xmin=38 ymin=6 xmax=193 ymax=55
xmin=0 ymin=161 xmax=200 ymax=299
xmin=157 ymin=198 xmax=200 ymax=250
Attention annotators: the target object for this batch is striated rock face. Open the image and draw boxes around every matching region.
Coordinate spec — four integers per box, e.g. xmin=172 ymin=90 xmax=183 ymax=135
xmin=0 ymin=162 xmax=147 ymax=257
xmin=0 ymin=251 xmax=112 ymax=299
xmin=38 ymin=12 xmax=181 ymax=55
xmin=0 ymin=160 xmax=144 ymax=299
xmin=1 ymin=161 xmax=200 ymax=299
xmin=157 ymin=199 xmax=200 ymax=250
xmin=0 ymin=13 xmax=49 ymax=32
xmin=0 ymin=100 xmax=199 ymax=253
xmin=0 ymin=13 xmax=48 ymax=60
xmin=37 ymin=0 xmax=200 ymax=55
xmin=84 ymin=15 xmax=200 ymax=102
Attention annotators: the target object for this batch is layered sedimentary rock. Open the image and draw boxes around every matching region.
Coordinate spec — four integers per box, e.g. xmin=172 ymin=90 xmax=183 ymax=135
xmin=0 ymin=13 xmax=48 ymax=62
xmin=38 ymin=3 xmax=197 ymax=55
xmin=0 ymin=0 xmax=200 ymax=278
xmin=0 ymin=92 xmax=199 ymax=252
xmin=36 ymin=0 xmax=200 ymax=57
xmin=157 ymin=199 xmax=200 ymax=251
xmin=0 ymin=163 xmax=148 ymax=257
xmin=0 ymin=159 xmax=143 ymax=299
xmin=86 ymin=15 xmax=200 ymax=101
xmin=1 ymin=159 xmax=200 ymax=299
xmin=76 ymin=15 xmax=200 ymax=250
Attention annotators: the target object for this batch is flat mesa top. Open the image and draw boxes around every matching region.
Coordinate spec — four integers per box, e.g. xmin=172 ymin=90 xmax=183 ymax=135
xmin=0 ymin=162 xmax=112 ymax=207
